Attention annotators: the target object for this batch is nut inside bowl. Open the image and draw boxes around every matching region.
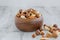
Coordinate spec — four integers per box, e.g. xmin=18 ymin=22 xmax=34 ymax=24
xmin=15 ymin=8 xmax=43 ymax=32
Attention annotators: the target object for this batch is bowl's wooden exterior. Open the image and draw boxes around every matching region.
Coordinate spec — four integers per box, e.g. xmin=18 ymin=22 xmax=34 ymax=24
xmin=15 ymin=15 xmax=43 ymax=32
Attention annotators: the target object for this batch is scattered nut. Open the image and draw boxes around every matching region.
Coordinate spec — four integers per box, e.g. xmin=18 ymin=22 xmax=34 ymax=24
xmin=46 ymin=32 xmax=52 ymax=38
xmin=32 ymin=24 xmax=60 ymax=40
xmin=50 ymin=27 xmax=57 ymax=31
xmin=32 ymin=33 xmax=36 ymax=38
xmin=52 ymin=31 xmax=58 ymax=38
xmin=53 ymin=24 xmax=58 ymax=28
xmin=35 ymin=29 xmax=40 ymax=35
xmin=40 ymin=29 xmax=43 ymax=31
xmin=40 ymin=31 xmax=45 ymax=35
xmin=57 ymin=28 xmax=60 ymax=32
xmin=56 ymin=31 xmax=60 ymax=35
xmin=49 ymin=29 xmax=54 ymax=33
xmin=40 ymin=37 xmax=49 ymax=40
xmin=44 ymin=26 xmax=50 ymax=31
xmin=44 ymin=24 xmax=46 ymax=26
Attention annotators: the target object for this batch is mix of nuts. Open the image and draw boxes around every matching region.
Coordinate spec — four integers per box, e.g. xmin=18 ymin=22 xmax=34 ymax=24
xmin=16 ymin=8 xmax=41 ymax=19
xmin=32 ymin=24 xmax=60 ymax=40
xmin=16 ymin=8 xmax=60 ymax=40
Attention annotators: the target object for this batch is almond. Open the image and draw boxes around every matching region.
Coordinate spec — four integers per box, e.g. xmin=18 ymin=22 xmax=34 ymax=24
xmin=52 ymin=31 xmax=58 ymax=38
xmin=46 ymin=32 xmax=52 ymax=38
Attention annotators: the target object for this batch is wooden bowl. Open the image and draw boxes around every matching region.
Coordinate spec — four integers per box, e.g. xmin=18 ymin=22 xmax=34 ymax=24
xmin=15 ymin=14 xmax=43 ymax=32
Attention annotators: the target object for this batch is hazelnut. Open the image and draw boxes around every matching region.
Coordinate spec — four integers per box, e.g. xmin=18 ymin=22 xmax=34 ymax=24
xmin=40 ymin=31 xmax=44 ymax=35
xmin=19 ymin=9 xmax=22 ymax=14
xmin=43 ymin=24 xmax=46 ymax=26
xmin=49 ymin=29 xmax=54 ymax=33
xmin=51 ymin=27 xmax=57 ymax=31
xmin=53 ymin=24 xmax=58 ymax=28
xmin=35 ymin=29 xmax=40 ymax=35
xmin=16 ymin=13 xmax=20 ymax=17
xmin=46 ymin=32 xmax=52 ymax=38
xmin=36 ymin=14 xmax=40 ymax=18
xmin=32 ymin=33 xmax=36 ymax=38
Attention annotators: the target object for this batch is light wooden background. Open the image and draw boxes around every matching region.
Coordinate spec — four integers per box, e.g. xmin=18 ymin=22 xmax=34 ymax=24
xmin=0 ymin=0 xmax=60 ymax=40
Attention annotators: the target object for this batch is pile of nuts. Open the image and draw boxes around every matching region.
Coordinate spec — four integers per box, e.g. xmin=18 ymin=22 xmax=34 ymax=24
xmin=16 ymin=8 xmax=41 ymax=19
xmin=32 ymin=24 xmax=60 ymax=40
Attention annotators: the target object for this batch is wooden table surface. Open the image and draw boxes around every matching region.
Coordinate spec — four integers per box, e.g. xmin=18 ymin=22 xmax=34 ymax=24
xmin=0 ymin=6 xmax=60 ymax=40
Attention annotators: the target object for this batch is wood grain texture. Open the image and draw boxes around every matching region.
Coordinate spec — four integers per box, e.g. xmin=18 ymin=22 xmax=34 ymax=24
xmin=0 ymin=6 xmax=60 ymax=40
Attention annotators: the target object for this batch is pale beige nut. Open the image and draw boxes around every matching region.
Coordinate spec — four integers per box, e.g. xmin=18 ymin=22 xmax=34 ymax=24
xmin=44 ymin=26 xmax=51 ymax=31
xmin=35 ymin=29 xmax=40 ymax=35
xmin=44 ymin=24 xmax=51 ymax=31
xmin=31 ymin=13 xmax=36 ymax=17
xmin=20 ymin=15 xmax=26 ymax=19
xmin=46 ymin=32 xmax=52 ymax=38
xmin=56 ymin=30 xmax=60 ymax=35
xmin=40 ymin=37 xmax=49 ymax=40
xmin=52 ymin=31 xmax=58 ymax=38
xmin=57 ymin=28 xmax=60 ymax=32
xmin=28 ymin=15 xmax=36 ymax=19
xmin=32 ymin=33 xmax=36 ymax=38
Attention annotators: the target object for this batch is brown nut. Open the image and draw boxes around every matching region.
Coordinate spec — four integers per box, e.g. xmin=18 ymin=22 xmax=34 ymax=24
xmin=40 ymin=29 xmax=43 ymax=31
xmin=32 ymin=33 xmax=36 ymax=38
xmin=53 ymin=24 xmax=58 ymax=28
xmin=43 ymin=24 xmax=46 ymax=26
xmin=57 ymin=28 xmax=60 ymax=32
xmin=56 ymin=31 xmax=60 ymax=35
xmin=16 ymin=13 xmax=20 ymax=18
xmin=52 ymin=31 xmax=58 ymax=38
xmin=49 ymin=29 xmax=54 ymax=33
xmin=35 ymin=29 xmax=40 ymax=35
xmin=19 ymin=9 xmax=23 ymax=14
xmin=40 ymin=31 xmax=45 ymax=35
xmin=40 ymin=37 xmax=49 ymax=40
xmin=51 ymin=27 xmax=57 ymax=31
xmin=46 ymin=32 xmax=52 ymax=38
xmin=35 ymin=13 xmax=40 ymax=18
